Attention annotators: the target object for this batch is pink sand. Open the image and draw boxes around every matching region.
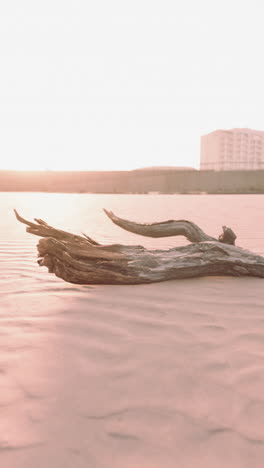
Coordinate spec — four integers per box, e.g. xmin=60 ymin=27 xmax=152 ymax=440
xmin=1 ymin=193 xmax=264 ymax=467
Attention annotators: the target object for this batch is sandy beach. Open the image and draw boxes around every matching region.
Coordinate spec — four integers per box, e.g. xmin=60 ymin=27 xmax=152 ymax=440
xmin=1 ymin=193 xmax=264 ymax=467
xmin=2 ymin=0 xmax=264 ymax=464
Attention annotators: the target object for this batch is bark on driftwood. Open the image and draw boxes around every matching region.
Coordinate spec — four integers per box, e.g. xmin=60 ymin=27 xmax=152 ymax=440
xmin=103 ymin=209 xmax=237 ymax=245
xmin=14 ymin=209 xmax=264 ymax=284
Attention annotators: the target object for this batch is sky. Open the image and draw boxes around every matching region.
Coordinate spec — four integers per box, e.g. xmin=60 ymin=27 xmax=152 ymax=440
xmin=0 ymin=0 xmax=264 ymax=171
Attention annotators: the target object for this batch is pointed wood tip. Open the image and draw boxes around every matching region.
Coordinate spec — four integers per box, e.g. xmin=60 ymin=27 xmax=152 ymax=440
xmin=103 ymin=208 xmax=115 ymax=219
xmin=14 ymin=209 xmax=38 ymax=228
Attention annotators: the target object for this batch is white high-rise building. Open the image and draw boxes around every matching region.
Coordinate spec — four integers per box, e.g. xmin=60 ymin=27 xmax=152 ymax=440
xmin=200 ymin=128 xmax=264 ymax=170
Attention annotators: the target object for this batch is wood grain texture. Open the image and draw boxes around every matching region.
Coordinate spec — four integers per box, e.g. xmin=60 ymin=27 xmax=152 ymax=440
xmin=15 ymin=209 xmax=264 ymax=284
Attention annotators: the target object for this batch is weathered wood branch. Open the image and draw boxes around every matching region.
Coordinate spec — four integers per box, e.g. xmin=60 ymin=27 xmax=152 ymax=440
xmin=14 ymin=209 xmax=264 ymax=284
xmin=103 ymin=209 xmax=237 ymax=245
xmin=14 ymin=209 xmax=100 ymax=246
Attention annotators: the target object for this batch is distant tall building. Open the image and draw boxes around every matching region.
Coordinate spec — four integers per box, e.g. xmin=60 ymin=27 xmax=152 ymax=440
xmin=200 ymin=128 xmax=264 ymax=170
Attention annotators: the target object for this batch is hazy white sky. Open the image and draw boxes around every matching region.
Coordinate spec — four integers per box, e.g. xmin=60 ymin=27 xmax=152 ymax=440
xmin=0 ymin=0 xmax=264 ymax=171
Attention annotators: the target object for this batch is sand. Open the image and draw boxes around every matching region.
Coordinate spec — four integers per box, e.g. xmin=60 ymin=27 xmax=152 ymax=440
xmin=1 ymin=193 xmax=264 ymax=467
xmin=1 ymin=277 xmax=264 ymax=468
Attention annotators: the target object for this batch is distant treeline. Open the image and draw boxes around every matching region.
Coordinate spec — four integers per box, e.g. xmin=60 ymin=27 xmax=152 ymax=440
xmin=0 ymin=169 xmax=264 ymax=194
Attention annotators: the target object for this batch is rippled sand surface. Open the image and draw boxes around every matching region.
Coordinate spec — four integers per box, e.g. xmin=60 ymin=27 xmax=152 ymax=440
xmin=1 ymin=193 xmax=264 ymax=468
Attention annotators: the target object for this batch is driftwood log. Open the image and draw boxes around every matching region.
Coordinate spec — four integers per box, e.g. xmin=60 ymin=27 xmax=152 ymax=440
xmin=14 ymin=209 xmax=264 ymax=284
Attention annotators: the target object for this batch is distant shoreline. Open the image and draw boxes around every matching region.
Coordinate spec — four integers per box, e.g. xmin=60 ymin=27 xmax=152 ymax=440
xmin=1 ymin=191 xmax=264 ymax=195
xmin=1 ymin=169 xmax=264 ymax=194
